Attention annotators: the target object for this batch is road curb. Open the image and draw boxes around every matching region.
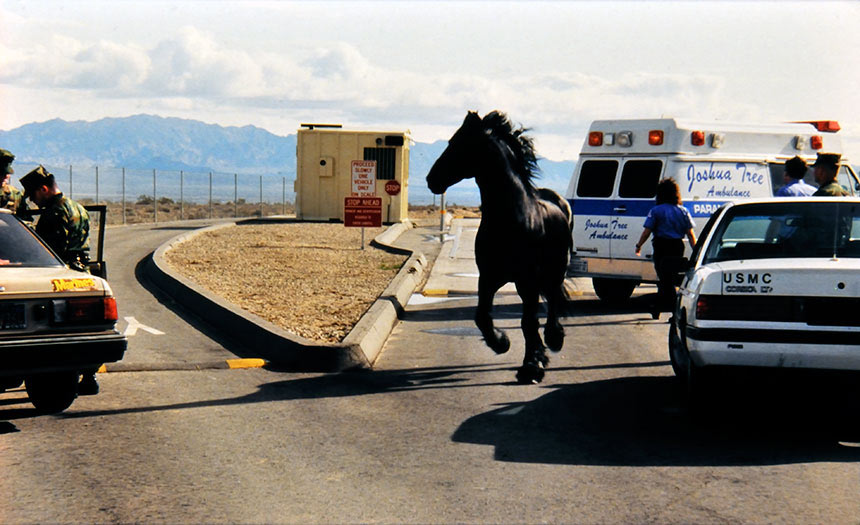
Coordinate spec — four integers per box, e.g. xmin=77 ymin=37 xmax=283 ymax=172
xmin=145 ymin=219 xmax=428 ymax=372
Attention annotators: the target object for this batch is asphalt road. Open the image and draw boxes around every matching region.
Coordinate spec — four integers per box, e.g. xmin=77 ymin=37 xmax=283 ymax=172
xmin=1 ymin=220 xmax=858 ymax=523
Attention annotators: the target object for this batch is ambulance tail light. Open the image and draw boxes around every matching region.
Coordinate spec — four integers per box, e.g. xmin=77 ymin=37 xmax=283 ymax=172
xmin=588 ymin=132 xmax=603 ymax=147
xmin=811 ymin=135 xmax=823 ymax=150
xmin=648 ymin=130 xmax=664 ymax=146
xmin=802 ymin=120 xmax=841 ymax=132
xmin=690 ymin=131 xmax=705 ymax=146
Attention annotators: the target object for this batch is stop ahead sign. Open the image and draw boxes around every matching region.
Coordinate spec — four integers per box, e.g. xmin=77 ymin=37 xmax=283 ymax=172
xmin=384 ymin=180 xmax=401 ymax=196
xmin=344 ymin=197 xmax=382 ymax=227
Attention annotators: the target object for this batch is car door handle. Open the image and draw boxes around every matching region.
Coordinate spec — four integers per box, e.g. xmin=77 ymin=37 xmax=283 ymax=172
xmin=613 ymin=206 xmax=627 ymax=213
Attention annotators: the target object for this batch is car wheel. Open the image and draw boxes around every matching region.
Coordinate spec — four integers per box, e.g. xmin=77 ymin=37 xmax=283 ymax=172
xmin=25 ymin=373 xmax=79 ymax=414
xmin=668 ymin=316 xmax=687 ymax=378
xmin=592 ymin=278 xmax=637 ymax=303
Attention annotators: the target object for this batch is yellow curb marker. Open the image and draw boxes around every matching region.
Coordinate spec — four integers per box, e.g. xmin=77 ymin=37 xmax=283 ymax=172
xmin=97 ymin=364 xmax=107 ymax=373
xmin=422 ymin=289 xmax=449 ymax=297
xmin=226 ymin=358 xmax=267 ymax=369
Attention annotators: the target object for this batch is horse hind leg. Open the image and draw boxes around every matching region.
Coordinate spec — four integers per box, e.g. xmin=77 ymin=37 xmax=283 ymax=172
xmin=475 ymin=276 xmax=510 ymax=355
xmin=543 ymin=280 xmax=568 ymax=353
xmin=514 ymin=281 xmax=548 ymax=385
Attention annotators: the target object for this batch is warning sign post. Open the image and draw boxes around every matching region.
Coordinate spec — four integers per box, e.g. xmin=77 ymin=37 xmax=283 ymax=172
xmin=344 ymin=196 xmax=382 ymax=249
xmin=344 ymin=197 xmax=382 ymax=227
xmin=351 ymin=160 xmax=377 ymax=197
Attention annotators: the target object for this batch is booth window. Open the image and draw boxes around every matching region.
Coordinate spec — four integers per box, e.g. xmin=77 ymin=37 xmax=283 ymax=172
xmin=363 ymin=148 xmax=396 ymax=180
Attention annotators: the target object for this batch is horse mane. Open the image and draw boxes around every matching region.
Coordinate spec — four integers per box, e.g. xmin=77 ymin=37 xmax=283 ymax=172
xmin=481 ymin=111 xmax=540 ymax=189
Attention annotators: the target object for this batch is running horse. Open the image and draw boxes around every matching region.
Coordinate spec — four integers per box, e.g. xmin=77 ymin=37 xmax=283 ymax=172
xmin=426 ymin=111 xmax=573 ymax=384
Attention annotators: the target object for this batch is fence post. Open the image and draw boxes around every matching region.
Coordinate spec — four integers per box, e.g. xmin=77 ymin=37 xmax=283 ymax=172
xmin=153 ymin=169 xmax=157 ymax=223
xmin=234 ymin=173 xmax=238 ymax=218
xmin=209 ymin=172 xmax=213 ymax=219
xmin=180 ymin=170 xmax=184 ymax=221
xmin=122 ymin=167 xmax=126 ymax=225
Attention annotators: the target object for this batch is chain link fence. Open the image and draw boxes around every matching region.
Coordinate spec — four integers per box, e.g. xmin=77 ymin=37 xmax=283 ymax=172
xmin=13 ymin=163 xmax=295 ymax=226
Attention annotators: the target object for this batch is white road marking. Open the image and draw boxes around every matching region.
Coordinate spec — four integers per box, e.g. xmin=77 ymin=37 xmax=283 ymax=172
xmin=497 ymin=406 xmax=525 ymax=416
xmin=123 ymin=316 xmax=165 ymax=336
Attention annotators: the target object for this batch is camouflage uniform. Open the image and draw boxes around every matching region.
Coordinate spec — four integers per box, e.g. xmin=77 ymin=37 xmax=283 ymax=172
xmin=0 ymin=182 xmax=23 ymax=213
xmin=36 ymin=192 xmax=91 ymax=267
xmin=812 ymin=182 xmax=849 ymax=197
xmin=0 ymin=148 xmax=23 ymax=214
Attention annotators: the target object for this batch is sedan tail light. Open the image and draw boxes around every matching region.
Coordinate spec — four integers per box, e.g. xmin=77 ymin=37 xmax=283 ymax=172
xmin=52 ymin=297 xmax=118 ymax=324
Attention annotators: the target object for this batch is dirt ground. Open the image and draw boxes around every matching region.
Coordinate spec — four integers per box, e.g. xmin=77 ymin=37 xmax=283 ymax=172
xmin=164 ymin=205 xmax=480 ymax=343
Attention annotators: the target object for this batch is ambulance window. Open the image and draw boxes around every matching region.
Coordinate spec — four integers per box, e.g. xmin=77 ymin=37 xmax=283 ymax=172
xmin=576 ymin=160 xmax=618 ymax=198
xmin=837 ymin=166 xmax=857 ymax=196
xmin=618 ymin=160 xmax=662 ymax=198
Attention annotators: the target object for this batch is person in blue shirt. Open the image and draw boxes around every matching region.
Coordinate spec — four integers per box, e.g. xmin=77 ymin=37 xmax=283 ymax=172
xmin=776 ymin=156 xmax=816 ymax=196
xmin=635 ymin=179 xmax=696 ymax=319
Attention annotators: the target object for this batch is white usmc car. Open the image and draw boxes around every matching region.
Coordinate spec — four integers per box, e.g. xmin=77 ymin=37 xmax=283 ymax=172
xmin=0 ymin=209 xmax=126 ymax=413
xmin=669 ymin=197 xmax=860 ymax=395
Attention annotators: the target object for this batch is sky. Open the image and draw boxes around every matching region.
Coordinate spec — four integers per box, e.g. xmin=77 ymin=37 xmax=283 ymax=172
xmin=1 ymin=0 xmax=859 ymax=162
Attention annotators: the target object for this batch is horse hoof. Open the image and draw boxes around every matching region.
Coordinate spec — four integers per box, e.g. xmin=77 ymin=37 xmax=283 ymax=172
xmin=516 ymin=363 xmax=545 ymax=384
xmin=488 ymin=331 xmax=510 ymax=355
xmin=544 ymin=326 xmax=565 ymax=353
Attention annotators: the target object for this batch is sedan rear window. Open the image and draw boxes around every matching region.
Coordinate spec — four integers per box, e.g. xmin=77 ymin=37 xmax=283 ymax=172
xmin=703 ymin=202 xmax=860 ymax=262
xmin=0 ymin=213 xmax=64 ymax=267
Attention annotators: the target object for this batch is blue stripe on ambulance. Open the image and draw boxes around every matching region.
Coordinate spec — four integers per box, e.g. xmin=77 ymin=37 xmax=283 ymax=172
xmin=568 ymin=199 xmax=727 ymax=218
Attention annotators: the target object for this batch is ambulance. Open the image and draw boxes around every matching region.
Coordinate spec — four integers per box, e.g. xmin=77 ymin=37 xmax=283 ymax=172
xmin=564 ymin=118 xmax=859 ymax=302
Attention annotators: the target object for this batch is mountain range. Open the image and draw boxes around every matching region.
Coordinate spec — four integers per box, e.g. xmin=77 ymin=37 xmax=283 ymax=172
xmin=0 ymin=114 xmax=576 ymax=206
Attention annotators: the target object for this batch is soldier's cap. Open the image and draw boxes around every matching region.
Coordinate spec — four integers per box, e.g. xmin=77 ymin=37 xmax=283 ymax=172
xmin=812 ymin=153 xmax=841 ymax=169
xmin=784 ymin=155 xmax=807 ymax=179
xmin=20 ymin=165 xmax=54 ymax=198
xmin=0 ymin=149 xmax=13 ymax=175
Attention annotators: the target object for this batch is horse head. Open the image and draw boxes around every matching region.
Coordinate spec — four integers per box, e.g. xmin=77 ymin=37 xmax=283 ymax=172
xmin=426 ymin=111 xmax=487 ymax=194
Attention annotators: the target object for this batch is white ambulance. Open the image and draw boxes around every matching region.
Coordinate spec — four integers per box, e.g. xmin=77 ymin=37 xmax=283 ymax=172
xmin=564 ymin=118 xmax=859 ymax=302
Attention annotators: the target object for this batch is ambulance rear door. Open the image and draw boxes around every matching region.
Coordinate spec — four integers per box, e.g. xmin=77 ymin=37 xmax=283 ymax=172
xmin=571 ymin=157 xmax=663 ymax=260
xmin=609 ymin=158 xmax=664 ymax=259
xmin=571 ymin=158 xmax=618 ymax=262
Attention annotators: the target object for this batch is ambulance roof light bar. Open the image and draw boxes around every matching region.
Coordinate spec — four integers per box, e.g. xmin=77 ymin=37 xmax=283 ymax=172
xmin=792 ymin=120 xmax=841 ymax=132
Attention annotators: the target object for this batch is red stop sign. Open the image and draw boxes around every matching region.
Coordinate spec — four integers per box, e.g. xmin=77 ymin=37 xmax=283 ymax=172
xmin=384 ymin=180 xmax=401 ymax=196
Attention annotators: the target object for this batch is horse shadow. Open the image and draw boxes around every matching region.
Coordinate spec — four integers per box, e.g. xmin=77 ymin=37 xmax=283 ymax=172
xmin=451 ymin=374 xmax=860 ymax=467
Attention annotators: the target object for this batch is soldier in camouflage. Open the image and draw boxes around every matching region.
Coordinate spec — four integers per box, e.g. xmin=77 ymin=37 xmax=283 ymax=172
xmin=20 ymin=165 xmax=91 ymax=268
xmin=20 ymin=165 xmax=100 ymax=396
xmin=0 ymin=148 xmax=25 ymax=214
xmin=812 ymin=153 xmax=850 ymax=197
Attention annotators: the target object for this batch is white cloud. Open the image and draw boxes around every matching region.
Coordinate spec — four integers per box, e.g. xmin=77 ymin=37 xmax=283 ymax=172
xmin=1 ymin=1 xmax=858 ymax=163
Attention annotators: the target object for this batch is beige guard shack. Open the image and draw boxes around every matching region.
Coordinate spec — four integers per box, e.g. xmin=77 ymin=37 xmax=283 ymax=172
xmin=295 ymin=124 xmax=410 ymax=223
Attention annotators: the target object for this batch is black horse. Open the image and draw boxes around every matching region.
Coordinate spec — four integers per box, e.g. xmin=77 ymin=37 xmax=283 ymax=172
xmin=426 ymin=111 xmax=573 ymax=384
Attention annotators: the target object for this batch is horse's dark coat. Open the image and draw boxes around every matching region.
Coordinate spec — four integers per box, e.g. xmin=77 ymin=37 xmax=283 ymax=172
xmin=426 ymin=111 xmax=573 ymax=384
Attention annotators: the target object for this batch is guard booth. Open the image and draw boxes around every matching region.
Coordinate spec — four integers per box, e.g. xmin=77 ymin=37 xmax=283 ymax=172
xmin=295 ymin=124 xmax=410 ymax=223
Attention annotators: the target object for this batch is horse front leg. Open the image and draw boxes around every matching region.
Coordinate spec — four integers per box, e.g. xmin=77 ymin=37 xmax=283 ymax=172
xmin=514 ymin=281 xmax=548 ymax=384
xmin=475 ymin=275 xmax=510 ymax=354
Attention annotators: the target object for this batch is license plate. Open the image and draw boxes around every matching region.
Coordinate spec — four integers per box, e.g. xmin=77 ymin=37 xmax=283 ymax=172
xmin=569 ymin=259 xmax=588 ymax=273
xmin=0 ymin=303 xmax=26 ymax=330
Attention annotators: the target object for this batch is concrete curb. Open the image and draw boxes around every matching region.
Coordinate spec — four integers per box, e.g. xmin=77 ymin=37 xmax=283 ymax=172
xmin=146 ymin=220 xmax=428 ymax=372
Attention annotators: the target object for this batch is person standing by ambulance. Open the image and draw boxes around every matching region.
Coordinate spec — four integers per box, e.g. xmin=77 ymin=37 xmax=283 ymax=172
xmin=812 ymin=153 xmax=849 ymax=196
xmin=776 ymin=156 xmax=816 ymax=196
xmin=635 ymin=179 xmax=696 ymax=319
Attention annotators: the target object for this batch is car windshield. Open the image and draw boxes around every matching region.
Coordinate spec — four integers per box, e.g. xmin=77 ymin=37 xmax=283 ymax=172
xmin=703 ymin=202 xmax=860 ymax=263
xmin=0 ymin=213 xmax=64 ymax=267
